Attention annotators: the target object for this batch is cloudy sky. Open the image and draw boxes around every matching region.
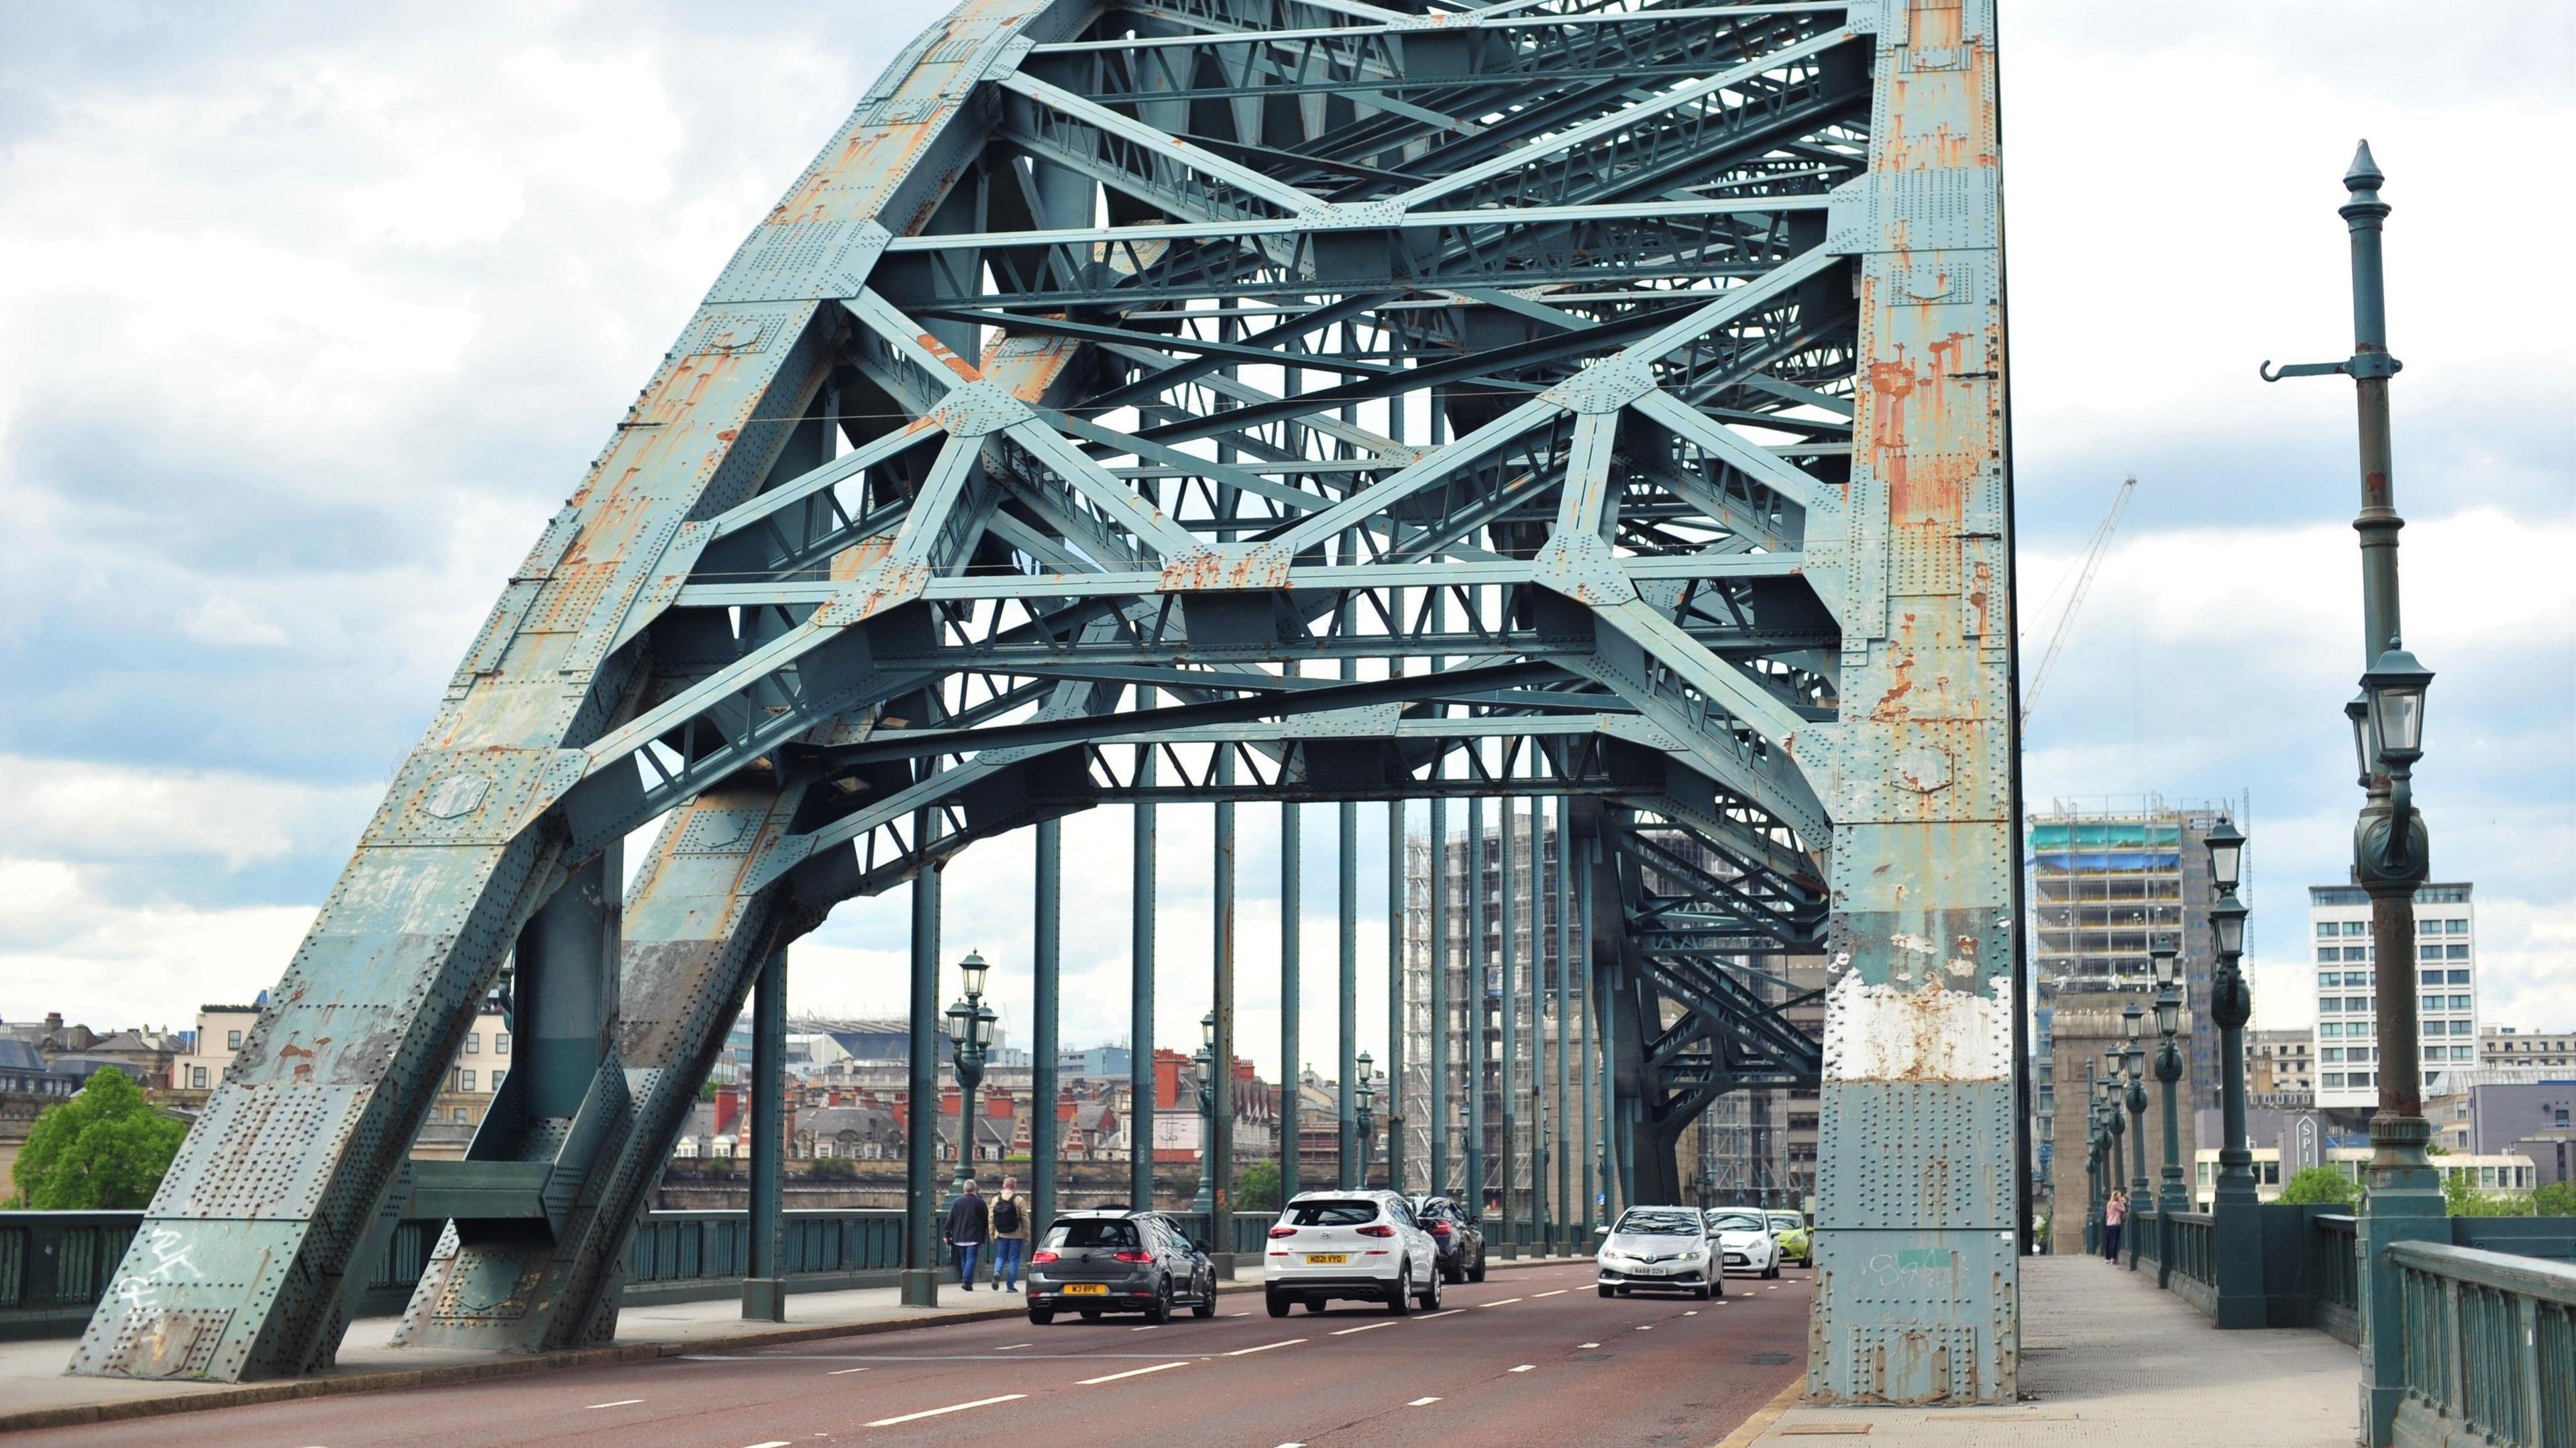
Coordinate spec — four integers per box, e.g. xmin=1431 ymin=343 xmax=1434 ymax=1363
xmin=2 ymin=2 xmax=2569 ymax=1076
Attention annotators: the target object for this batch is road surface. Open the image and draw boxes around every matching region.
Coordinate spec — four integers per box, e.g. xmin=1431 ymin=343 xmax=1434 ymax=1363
xmin=14 ymin=1264 xmax=1813 ymax=1447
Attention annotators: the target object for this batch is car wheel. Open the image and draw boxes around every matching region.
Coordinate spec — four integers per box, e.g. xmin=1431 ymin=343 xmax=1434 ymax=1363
xmin=1144 ymin=1276 xmax=1173 ymax=1325
xmin=1192 ymin=1275 xmax=1216 ymax=1319
xmin=1597 ymin=1284 xmax=1615 ymax=1298
xmin=1468 ymin=1247 xmax=1487 ymax=1284
xmin=1419 ymin=1267 xmax=1442 ymax=1311
xmin=1764 ymin=1258 xmax=1780 ymax=1280
xmin=1616 ymin=1286 xmax=1631 ymax=1297
xmin=1079 ymin=1308 xmax=1102 ymax=1321
xmin=1387 ymin=1266 xmax=1411 ymax=1315
xmin=1695 ymin=1284 xmax=1715 ymax=1302
xmin=1266 ymin=1290 xmax=1291 ymax=1319
xmin=1029 ymin=1307 xmax=1055 ymax=1325
xmin=1442 ymin=1258 xmax=1463 ymax=1285
xmin=1304 ymin=1298 xmax=1326 ymax=1313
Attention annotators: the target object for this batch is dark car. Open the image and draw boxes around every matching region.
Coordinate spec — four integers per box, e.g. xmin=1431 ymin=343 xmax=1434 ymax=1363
xmin=1406 ymin=1194 xmax=1487 ymax=1284
xmin=1026 ymin=1209 xmax=1217 ymax=1325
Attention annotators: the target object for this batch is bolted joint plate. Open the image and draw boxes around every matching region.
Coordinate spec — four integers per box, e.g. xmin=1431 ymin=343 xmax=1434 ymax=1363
xmin=1532 ymin=533 xmax=1639 ymax=606
xmin=1542 ymin=359 xmax=1656 ymax=416
xmin=927 ymin=379 xmax=1035 ymax=439
xmin=360 ymin=747 xmax=590 ymax=850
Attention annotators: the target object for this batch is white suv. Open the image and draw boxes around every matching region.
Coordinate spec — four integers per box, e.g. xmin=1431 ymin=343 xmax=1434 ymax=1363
xmin=1264 ymin=1190 xmax=1441 ymax=1317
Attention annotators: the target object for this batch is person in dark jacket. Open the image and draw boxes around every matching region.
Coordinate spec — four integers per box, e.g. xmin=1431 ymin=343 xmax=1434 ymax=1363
xmin=945 ymin=1178 xmax=990 ymax=1289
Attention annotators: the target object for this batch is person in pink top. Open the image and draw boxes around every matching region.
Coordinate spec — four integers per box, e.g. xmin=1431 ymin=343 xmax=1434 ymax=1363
xmin=2102 ymin=1190 xmax=2129 ymax=1261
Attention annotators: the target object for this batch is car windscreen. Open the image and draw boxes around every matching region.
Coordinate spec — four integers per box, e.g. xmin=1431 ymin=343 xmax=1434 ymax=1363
xmin=1707 ymin=1213 xmax=1766 ymax=1233
xmin=1044 ymin=1219 xmax=1139 ymax=1249
xmin=1614 ymin=1209 xmax=1701 ymax=1236
xmin=1286 ymin=1199 xmax=1381 ymax=1227
xmin=1767 ymin=1214 xmax=1802 ymax=1230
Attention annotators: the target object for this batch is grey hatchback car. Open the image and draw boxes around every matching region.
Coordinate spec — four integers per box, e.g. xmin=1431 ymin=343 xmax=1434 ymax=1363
xmin=1026 ymin=1209 xmax=1218 ymax=1325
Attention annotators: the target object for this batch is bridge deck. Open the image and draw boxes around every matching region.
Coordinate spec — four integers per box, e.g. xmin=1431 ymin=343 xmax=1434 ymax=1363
xmin=1745 ymin=1254 xmax=2359 ymax=1447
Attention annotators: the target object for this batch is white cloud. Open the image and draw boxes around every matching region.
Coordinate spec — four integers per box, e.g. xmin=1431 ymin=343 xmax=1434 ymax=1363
xmin=0 ymin=753 xmax=378 ymax=873
xmin=178 ymin=596 xmax=290 ymax=648
xmin=0 ymin=858 xmax=317 ymax=1031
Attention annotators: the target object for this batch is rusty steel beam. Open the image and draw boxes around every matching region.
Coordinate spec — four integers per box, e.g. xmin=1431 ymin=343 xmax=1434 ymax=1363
xmin=76 ymin=0 xmax=2016 ymax=1402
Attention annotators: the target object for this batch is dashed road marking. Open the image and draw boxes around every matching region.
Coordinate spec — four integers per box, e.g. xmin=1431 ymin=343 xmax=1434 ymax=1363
xmin=1534 ymin=1289 xmax=1568 ymax=1298
xmin=828 ymin=1366 xmax=872 ymax=1375
xmin=1636 ymin=1325 xmax=1654 ymax=1331
xmin=1078 ymin=1361 xmax=1189 ymax=1386
xmin=1132 ymin=1323 xmax=1162 ymax=1331
xmin=1579 ymin=1341 xmax=1601 ymax=1349
xmin=741 ymin=1441 xmax=792 ymax=1448
xmin=996 ymin=1343 xmax=1032 ymax=1350
xmin=585 ymin=1399 xmax=644 ymax=1408
xmin=1509 ymin=1364 xmax=1536 ymax=1373
xmin=1684 ymin=1310 xmax=1699 ymax=1316
xmin=1408 ymin=1396 xmax=1442 ymax=1407
xmin=1481 ymin=1297 xmax=1523 ymax=1307
xmin=1330 ymin=1321 xmax=1396 ymax=1335
xmin=864 ymin=1394 xmax=1026 ymax=1427
xmin=1420 ymin=1308 xmax=1463 ymax=1319
xmin=1226 ymin=1339 xmax=1305 ymax=1356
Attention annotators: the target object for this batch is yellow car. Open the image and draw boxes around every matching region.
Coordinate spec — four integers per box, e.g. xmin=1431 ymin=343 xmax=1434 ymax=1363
xmin=1766 ymin=1211 xmax=1813 ymax=1268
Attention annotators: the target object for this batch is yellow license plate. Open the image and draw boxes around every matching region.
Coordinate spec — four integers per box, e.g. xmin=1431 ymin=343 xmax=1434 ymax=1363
xmin=1064 ymin=1282 xmax=1108 ymax=1294
xmin=1305 ymin=1253 xmax=1349 ymax=1265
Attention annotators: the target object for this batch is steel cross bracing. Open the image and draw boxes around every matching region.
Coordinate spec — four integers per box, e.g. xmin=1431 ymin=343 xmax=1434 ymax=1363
xmin=76 ymin=0 xmax=2018 ymax=1406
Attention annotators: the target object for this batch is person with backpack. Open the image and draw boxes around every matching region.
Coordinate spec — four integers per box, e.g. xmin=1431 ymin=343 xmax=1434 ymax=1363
xmin=988 ymin=1175 xmax=1029 ymax=1292
xmin=945 ymin=1178 xmax=989 ymax=1289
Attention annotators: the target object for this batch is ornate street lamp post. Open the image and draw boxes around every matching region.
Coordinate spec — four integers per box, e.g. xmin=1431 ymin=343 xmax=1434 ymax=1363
xmin=945 ymin=951 xmax=995 ymax=1190
xmin=2263 ymin=144 xmax=2442 ymax=1441
xmin=2123 ymin=1000 xmax=2151 ymax=1268
xmin=2102 ymin=1053 xmax=2126 ymax=1262
xmin=2082 ymin=1068 xmax=2102 ymax=1255
xmin=1191 ymin=1011 xmax=1218 ymax=1215
xmin=1354 ymin=1052 xmax=1377 ymax=1188
xmin=2203 ymin=818 xmax=2266 ymax=1324
xmin=2152 ymin=948 xmax=2188 ymax=1287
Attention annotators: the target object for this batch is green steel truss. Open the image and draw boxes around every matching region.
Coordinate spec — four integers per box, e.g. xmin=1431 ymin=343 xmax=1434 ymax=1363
xmin=74 ymin=0 xmax=2017 ymax=1404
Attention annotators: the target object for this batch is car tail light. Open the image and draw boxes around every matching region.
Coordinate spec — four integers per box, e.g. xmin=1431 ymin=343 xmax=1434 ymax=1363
xmin=1031 ymin=1250 xmax=1058 ymax=1264
xmin=1113 ymin=1249 xmax=1152 ymax=1263
xmin=1356 ymin=1224 xmax=1395 ymax=1238
xmin=1430 ymin=1222 xmax=1452 ymax=1236
xmin=1269 ymin=1225 xmax=1299 ymax=1238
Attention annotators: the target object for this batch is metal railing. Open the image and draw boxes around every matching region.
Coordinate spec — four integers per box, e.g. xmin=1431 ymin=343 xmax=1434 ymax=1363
xmin=2384 ymin=1242 xmax=2576 ymax=1448
xmin=0 ymin=1213 xmax=137 ymax=1341
xmin=2309 ymin=1213 xmax=2362 ymax=1345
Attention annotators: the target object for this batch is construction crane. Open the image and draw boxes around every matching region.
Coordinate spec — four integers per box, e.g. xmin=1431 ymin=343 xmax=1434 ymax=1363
xmin=2020 ymin=475 xmax=2137 ymax=730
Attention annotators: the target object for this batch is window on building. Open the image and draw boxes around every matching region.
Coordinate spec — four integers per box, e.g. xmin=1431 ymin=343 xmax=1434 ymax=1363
xmin=453 ymin=1107 xmax=468 ymax=1123
xmin=2451 ymin=1047 xmax=2473 ymax=1060
xmin=2445 ymin=919 xmax=2468 ymax=935
xmin=2322 ymin=1048 xmax=2343 ymax=1062
xmin=227 ymin=1029 xmax=243 ymax=1050
xmin=2445 ymin=945 xmax=2469 ymax=960
xmin=2555 ymin=1109 xmax=2569 ymax=1127
xmin=2419 ymin=944 xmax=2443 ymax=960
xmin=2320 ymin=998 xmax=2342 ymax=1013
xmin=2343 ymin=922 xmax=2369 ymax=936
xmin=2323 ymin=1072 xmax=2344 ymax=1087
xmin=2316 ymin=923 xmax=2337 ymax=939
xmin=2449 ymin=995 xmax=2471 ymax=1011
xmin=2451 ymin=1021 xmax=2474 ymax=1036
xmin=2320 ymin=1023 xmax=2341 ymax=1038
xmin=460 ymin=1070 xmax=475 ymax=1092
xmin=2420 ymin=995 xmax=2440 ymax=1014
xmin=192 ymin=1065 xmax=209 ymax=1088
xmin=2447 ymin=970 xmax=2470 ymax=985
xmin=490 ymin=1069 xmax=504 ymax=1092
xmin=2420 ymin=969 xmax=2443 ymax=985
xmin=464 ymin=1035 xmax=479 ymax=1054
xmin=2316 ymin=948 xmax=2337 ymax=963
xmin=2348 ymin=997 xmax=2373 ymax=1013
xmin=2425 ymin=1046 xmax=2445 ymax=1061
xmin=2263 ymin=1161 xmax=2281 ymax=1184
xmin=496 ymin=1034 xmax=509 ymax=1054
xmin=2319 ymin=972 xmax=2341 ymax=987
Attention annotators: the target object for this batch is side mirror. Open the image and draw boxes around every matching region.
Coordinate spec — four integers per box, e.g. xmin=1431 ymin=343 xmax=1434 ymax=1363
xmin=1192 ymin=1239 xmax=1209 ymax=1253
xmin=1594 ymin=1223 xmax=1611 ymax=1235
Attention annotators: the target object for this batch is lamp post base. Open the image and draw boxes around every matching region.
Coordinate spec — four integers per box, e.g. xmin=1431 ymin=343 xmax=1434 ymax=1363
xmin=899 ymin=1268 xmax=941 ymax=1308
xmin=740 ymin=1278 xmax=786 ymax=1322
xmin=1208 ymin=1252 xmax=1238 ymax=1280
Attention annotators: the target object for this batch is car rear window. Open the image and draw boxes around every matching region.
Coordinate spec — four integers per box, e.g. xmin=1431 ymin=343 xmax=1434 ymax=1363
xmin=1286 ymin=1199 xmax=1380 ymax=1227
xmin=1044 ymin=1219 xmax=1139 ymax=1249
xmin=1768 ymin=1214 xmax=1802 ymax=1230
xmin=1616 ymin=1209 xmax=1701 ymax=1235
xmin=1709 ymin=1212 xmax=1766 ymax=1233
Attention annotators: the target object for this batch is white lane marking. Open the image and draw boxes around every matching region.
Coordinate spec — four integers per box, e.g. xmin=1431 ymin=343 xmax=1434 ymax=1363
xmin=827 ymin=1367 xmax=871 ymax=1376
xmin=1131 ymin=1323 xmax=1162 ymax=1331
xmin=743 ymin=1441 xmax=793 ymax=1448
xmin=1419 ymin=1308 xmax=1463 ymax=1319
xmin=1330 ymin=1321 xmax=1396 ymax=1335
xmin=863 ymin=1394 xmax=1026 ymax=1427
xmin=1684 ymin=1310 xmax=1699 ymax=1316
xmin=585 ymin=1399 xmax=644 ymax=1408
xmin=1767 ymin=1285 xmax=1780 ymax=1290
xmin=1579 ymin=1342 xmax=1601 ymax=1349
xmin=1078 ymin=1361 xmax=1189 ymax=1386
xmin=1636 ymin=1325 xmax=1654 ymax=1331
xmin=1226 ymin=1338 xmax=1306 ymax=1356
xmin=1534 ymin=1289 xmax=1568 ymax=1298
xmin=996 ymin=1342 xmax=1032 ymax=1351
xmin=1408 ymin=1396 xmax=1442 ymax=1406
xmin=1230 ymin=1311 xmax=1250 ymax=1317
xmin=1481 ymin=1297 xmax=1523 ymax=1307
xmin=1509 ymin=1364 xmax=1536 ymax=1373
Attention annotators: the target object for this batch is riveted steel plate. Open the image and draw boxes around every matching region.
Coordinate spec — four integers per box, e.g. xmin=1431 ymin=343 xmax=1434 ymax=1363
xmin=156 ymin=1084 xmax=372 ymax=1221
xmin=1815 ymin=1079 xmax=2012 ymax=1228
xmin=707 ymin=219 xmax=889 ymax=304
xmin=1826 ymin=170 xmax=2000 ymax=256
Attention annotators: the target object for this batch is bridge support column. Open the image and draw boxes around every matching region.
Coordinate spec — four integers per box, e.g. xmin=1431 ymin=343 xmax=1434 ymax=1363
xmin=742 ymin=946 xmax=786 ymax=1322
xmin=901 ymin=812 xmax=941 ymax=1309
xmin=1032 ymin=820 xmax=1060 ymax=1237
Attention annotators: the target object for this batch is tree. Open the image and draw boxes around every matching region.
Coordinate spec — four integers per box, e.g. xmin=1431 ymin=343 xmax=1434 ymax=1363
xmin=2276 ymin=1166 xmax=2359 ymax=1207
xmin=2533 ymin=1181 xmax=2576 ymax=1217
xmin=1234 ymin=1160 xmax=1282 ymax=1213
xmin=9 ymin=1069 xmax=189 ymax=1210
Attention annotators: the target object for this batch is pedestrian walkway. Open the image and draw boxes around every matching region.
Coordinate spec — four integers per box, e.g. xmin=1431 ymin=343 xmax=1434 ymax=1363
xmin=1735 ymin=1254 xmax=2359 ymax=1447
xmin=0 ymin=1256 xmax=1593 ymax=1432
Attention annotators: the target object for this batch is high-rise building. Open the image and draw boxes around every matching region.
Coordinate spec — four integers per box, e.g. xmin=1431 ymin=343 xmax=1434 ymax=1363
xmin=2308 ymin=882 xmax=2479 ymax=1109
xmin=2246 ymin=1027 xmax=2315 ymax=1100
xmin=2479 ymin=1027 xmax=2576 ymax=1072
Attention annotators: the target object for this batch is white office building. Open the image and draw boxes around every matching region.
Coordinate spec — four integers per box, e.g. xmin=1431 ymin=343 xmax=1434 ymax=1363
xmin=2310 ymin=882 xmax=2479 ymax=1109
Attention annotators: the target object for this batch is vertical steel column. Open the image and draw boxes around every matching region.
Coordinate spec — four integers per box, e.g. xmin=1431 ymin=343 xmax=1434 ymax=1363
xmin=1499 ymin=799 xmax=1519 ymax=1257
xmin=1032 ymin=819 xmax=1061 ymax=1236
xmin=1552 ymin=799 xmax=1571 ymax=1240
xmin=1212 ymin=749 xmax=1237 ymax=1270
xmin=901 ymin=813 xmax=942 ymax=1308
xmin=1429 ymin=795 xmax=1449 ymax=1196
xmin=1530 ymin=800 xmax=1549 ymax=1253
xmin=1386 ymin=799 xmax=1406 ymax=1192
xmin=1464 ymin=795 xmax=1485 ymax=1219
xmin=1132 ymin=694 xmax=1157 ymax=1212
xmin=1281 ymin=800 xmax=1302 ymax=1206
xmin=743 ymin=947 xmax=787 ymax=1321
xmin=1578 ymin=833 xmax=1597 ymax=1227
xmin=1340 ymin=800 xmax=1359 ymax=1190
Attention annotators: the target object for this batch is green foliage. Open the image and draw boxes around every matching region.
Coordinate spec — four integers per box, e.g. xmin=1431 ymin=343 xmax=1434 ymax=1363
xmin=2533 ymin=1181 xmax=2576 ymax=1217
xmin=2444 ymin=1168 xmax=2535 ymax=1217
xmin=698 ymin=1080 xmax=718 ymax=1103
xmin=10 ymin=1070 xmax=189 ymax=1211
xmin=806 ymin=1156 xmax=857 ymax=1179
xmin=1234 ymin=1159 xmax=1282 ymax=1213
xmin=2276 ymin=1166 xmax=2360 ymax=1207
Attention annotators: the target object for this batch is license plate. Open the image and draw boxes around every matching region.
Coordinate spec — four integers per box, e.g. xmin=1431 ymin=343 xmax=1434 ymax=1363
xmin=1305 ymin=1253 xmax=1349 ymax=1266
xmin=1064 ymin=1282 xmax=1108 ymax=1295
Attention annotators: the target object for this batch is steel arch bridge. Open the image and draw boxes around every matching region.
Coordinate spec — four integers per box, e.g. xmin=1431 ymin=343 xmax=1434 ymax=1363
xmin=76 ymin=0 xmax=2019 ymax=1404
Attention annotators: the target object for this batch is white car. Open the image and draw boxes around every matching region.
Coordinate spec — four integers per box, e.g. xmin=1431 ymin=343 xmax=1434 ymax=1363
xmin=1595 ymin=1205 xmax=1725 ymax=1300
xmin=1707 ymin=1207 xmax=1783 ymax=1279
xmin=1265 ymin=1189 xmax=1442 ymax=1317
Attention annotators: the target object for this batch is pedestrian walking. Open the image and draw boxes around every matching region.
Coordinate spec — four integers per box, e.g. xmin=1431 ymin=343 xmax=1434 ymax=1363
xmin=945 ymin=1177 xmax=989 ymax=1290
xmin=2102 ymin=1190 xmax=2127 ymax=1262
xmin=989 ymin=1175 xmax=1029 ymax=1292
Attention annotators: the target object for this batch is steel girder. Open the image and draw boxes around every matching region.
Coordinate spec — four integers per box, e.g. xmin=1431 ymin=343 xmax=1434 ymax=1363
xmin=76 ymin=0 xmax=2017 ymax=1404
